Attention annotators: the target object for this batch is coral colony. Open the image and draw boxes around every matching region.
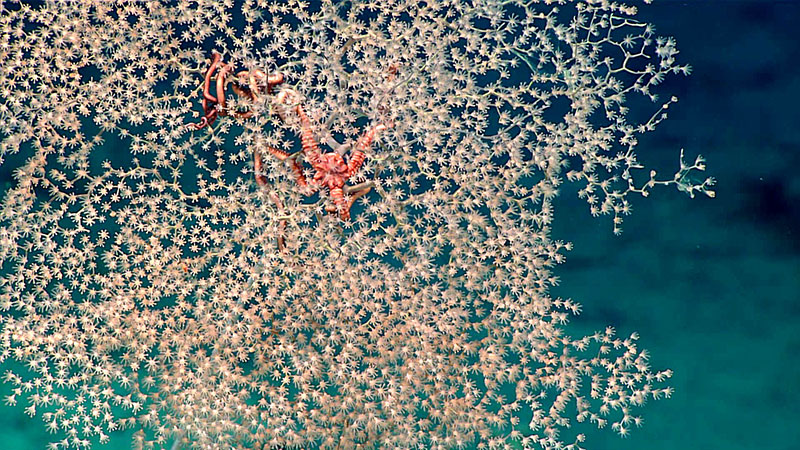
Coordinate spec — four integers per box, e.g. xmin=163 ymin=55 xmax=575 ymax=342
xmin=0 ymin=2 xmax=713 ymax=450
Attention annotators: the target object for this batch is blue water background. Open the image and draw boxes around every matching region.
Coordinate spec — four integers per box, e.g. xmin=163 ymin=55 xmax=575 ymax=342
xmin=551 ymin=2 xmax=800 ymax=449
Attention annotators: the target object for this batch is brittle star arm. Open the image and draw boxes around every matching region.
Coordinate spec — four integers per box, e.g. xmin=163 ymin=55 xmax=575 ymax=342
xmin=263 ymin=146 xmax=308 ymax=188
xmin=203 ymin=52 xmax=222 ymax=104
xmin=348 ymin=124 xmax=386 ymax=176
xmin=294 ymin=104 xmax=322 ymax=166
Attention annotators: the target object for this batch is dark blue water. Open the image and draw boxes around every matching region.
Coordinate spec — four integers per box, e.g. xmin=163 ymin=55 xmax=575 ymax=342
xmin=551 ymin=2 xmax=800 ymax=450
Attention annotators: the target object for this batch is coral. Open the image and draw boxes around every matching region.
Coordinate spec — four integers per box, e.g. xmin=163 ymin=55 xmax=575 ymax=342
xmin=0 ymin=1 xmax=713 ymax=449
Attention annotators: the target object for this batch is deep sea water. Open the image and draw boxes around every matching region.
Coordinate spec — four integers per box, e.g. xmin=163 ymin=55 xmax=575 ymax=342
xmin=551 ymin=2 xmax=800 ymax=449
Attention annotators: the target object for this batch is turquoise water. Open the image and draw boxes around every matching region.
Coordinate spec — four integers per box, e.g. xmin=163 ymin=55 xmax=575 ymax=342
xmin=1 ymin=1 xmax=798 ymax=450
xmin=551 ymin=2 xmax=800 ymax=449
